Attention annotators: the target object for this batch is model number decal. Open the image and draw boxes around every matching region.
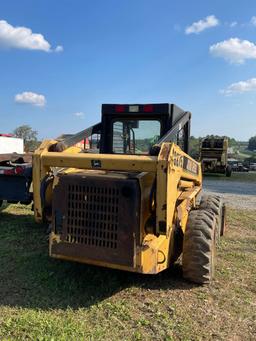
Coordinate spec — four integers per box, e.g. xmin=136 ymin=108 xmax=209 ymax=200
xmin=183 ymin=157 xmax=199 ymax=174
xmin=174 ymin=155 xmax=199 ymax=174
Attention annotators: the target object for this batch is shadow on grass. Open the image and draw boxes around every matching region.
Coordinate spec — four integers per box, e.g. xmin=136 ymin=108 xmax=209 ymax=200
xmin=0 ymin=210 xmax=197 ymax=311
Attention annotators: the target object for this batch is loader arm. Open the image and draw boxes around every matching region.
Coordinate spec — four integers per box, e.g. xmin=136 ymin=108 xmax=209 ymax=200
xmin=50 ymin=122 xmax=102 ymax=152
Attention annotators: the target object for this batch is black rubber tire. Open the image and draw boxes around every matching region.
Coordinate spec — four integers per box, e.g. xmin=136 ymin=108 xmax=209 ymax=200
xmin=0 ymin=200 xmax=2 ymax=208
xmin=199 ymin=194 xmax=225 ymax=238
xmin=182 ymin=209 xmax=217 ymax=284
xmin=226 ymin=165 xmax=232 ymax=177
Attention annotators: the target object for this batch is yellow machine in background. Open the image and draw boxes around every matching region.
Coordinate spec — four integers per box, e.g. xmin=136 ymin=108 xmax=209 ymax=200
xmin=200 ymin=137 xmax=232 ymax=177
xmin=33 ymin=103 xmax=225 ymax=284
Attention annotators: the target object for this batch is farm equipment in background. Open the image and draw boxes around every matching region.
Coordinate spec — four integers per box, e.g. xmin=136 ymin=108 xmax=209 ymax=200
xmin=200 ymin=137 xmax=232 ymax=177
xmin=0 ymin=135 xmax=31 ymax=208
xmin=33 ymin=103 xmax=225 ymax=284
xmin=0 ymin=156 xmax=33 ymax=208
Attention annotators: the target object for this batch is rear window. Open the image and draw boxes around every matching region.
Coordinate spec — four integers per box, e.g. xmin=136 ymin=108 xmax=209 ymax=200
xmin=112 ymin=120 xmax=161 ymax=155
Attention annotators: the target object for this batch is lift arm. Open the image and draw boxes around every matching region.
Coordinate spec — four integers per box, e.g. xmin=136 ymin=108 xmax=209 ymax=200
xmin=50 ymin=122 xmax=102 ymax=152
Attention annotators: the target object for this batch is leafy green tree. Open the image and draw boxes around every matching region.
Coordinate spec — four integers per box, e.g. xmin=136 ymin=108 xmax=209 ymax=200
xmin=189 ymin=136 xmax=200 ymax=160
xmin=13 ymin=125 xmax=39 ymax=152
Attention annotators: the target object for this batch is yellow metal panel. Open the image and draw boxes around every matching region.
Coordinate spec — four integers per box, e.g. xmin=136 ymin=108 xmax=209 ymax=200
xmin=33 ymin=139 xmax=56 ymax=222
xmin=41 ymin=152 xmax=157 ymax=172
xmin=156 ymin=143 xmax=171 ymax=235
xmin=34 ymin=135 xmax=203 ymax=275
xmin=166 ymin=147 xmax=181 ymax=237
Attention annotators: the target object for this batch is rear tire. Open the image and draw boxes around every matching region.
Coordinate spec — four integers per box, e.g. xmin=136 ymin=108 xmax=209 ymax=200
xmin=226 ymin=165 xmax=232 ymax=177
xmin=199 ymin=194 xmax=225 ymax=238
xmin=182 ymin=209 xmax=217 ymax=284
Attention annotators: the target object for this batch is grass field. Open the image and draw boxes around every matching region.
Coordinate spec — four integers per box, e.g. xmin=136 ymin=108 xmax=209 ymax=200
xmin=0 ymin=204 xmax=255 ymax=340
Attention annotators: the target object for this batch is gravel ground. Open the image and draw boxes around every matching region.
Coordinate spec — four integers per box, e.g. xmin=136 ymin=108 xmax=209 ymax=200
xmin=203 ymin=178 xmax=256 ymax=210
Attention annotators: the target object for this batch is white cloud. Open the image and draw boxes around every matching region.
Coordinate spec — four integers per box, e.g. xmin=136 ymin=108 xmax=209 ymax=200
xmin=251 ymin=16 xmax=256 ymax=26
xmin=185 ymin=15 xmax=220 ymax=34
xmin=210 ymin=38 xmax=256 ymax=64
xmin=221 ymin=78 xmax=256 ymax=95
xmin=73 ymin=112 xmax=85 ymax=118
xmin=0 ymin=19 xmax=63 ymax=52
xmin=230 ymin=21 xmax=238 ymax=28
xmin=55 ymin=45 xmax=64 ymax=52
xmin=15 ymin=92 xmax=46 ymax=107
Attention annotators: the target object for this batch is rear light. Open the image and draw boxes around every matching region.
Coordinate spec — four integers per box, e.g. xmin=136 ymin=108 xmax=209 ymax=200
xmin=0 ymin=166 xmax=24 ymax=175
xmin=15 ymin=166 xmax=24 ymax=175
xmin=129 ymin=105 xmax=139 ymax=112
xmin=115 ymin=105 xmax=125 ymax=113
xmin=3 ymin=169 xmax=15 ymax=175
xmin=143 ymin=104 xmax=154 ymax=112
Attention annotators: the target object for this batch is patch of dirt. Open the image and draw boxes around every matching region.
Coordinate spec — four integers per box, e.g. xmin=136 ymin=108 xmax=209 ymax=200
xmin=203 ymin=178 xmax=256 ymax=210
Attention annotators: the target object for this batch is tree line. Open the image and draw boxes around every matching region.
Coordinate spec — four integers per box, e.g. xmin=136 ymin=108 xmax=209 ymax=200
xmin=11 ymin=125 xmax=256 ymax=157
xmin=13 ymin=125 xmax=40 ymax=152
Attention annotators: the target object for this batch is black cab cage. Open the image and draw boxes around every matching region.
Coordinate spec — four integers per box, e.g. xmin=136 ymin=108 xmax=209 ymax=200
xmin=51 ymin=103 xmax=191 ymax=154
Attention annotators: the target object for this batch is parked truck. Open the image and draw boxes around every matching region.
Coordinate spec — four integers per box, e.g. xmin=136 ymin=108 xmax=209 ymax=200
xmin=200 ymin=137 xmax=232 ymax=177
xmin=0 ymin=135 xmax=32 ymax=208
xmin=0 ymin=154 xmax=32 ymax=208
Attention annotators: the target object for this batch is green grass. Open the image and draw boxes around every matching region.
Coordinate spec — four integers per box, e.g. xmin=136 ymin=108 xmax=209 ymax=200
xmin=204 ymin=171 xmax=256 ymax=182
xmin=0 ymin=204 xmax=255 ymax=340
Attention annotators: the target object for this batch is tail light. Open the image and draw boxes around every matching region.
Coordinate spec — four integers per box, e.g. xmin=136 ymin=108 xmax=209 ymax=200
xmin=143 ymin=105 xmax=154 ymax=112
xmin=115 ymin=105 xmax=125 ymax=113
xmin=15 ymin=166 xmax=24 ymax=175
xmin=0 ymin=166 xmax=24 ymax=175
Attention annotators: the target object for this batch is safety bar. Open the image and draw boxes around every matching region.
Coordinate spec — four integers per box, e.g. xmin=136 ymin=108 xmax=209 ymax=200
xmin=52 ymin=122 xmax=102 ymax=152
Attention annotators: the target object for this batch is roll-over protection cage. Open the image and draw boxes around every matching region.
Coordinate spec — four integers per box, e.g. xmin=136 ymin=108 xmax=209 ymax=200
xmin=52 ymin=103 xmax=191 ymax=155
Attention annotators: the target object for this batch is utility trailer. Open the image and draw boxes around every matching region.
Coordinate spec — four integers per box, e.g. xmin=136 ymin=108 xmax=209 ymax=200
xmin=200 ymin=137 xmax=232 ymax=177
xmin=33 ymin=103 xmax=226 ymax=284
xmin=0 ymin=135 xmax=24 ymax=154
xmin=0 ymin=155 xmax=33 ymax=208
xmin=0 ymin=135 xmax=32 ymax=208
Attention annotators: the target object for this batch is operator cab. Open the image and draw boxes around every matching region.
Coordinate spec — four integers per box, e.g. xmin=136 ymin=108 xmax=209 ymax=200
xmin=100 ymin=103 xmax=191 ymax=155
xmin=51 ymin=103 xmax=191 ymax=155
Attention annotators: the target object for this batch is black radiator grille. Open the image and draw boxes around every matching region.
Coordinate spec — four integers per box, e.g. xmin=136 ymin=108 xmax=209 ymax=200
xmin=66 ymin=184 xmax=119 ymax=249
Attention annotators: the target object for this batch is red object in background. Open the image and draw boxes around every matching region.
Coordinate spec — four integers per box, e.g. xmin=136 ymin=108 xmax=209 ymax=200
xmin=15 ymin=166 xmax=24 ymax=175
xmin=0 ymin=165 xmax=25 ymax=176
xmin=143 ymin=104 xmax=154 ymax=112
xmin=0 ymin=134 xmax=14 ymax=137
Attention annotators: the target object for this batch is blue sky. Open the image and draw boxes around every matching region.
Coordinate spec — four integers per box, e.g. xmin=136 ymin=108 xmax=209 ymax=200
xmin=0 ymin=0 xmax=256 ymax=140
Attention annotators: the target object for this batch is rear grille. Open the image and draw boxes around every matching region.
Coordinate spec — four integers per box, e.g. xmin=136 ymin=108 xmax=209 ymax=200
xmin=66 ymin=185 xmax=119 ymax=249
xmin=51 ymin=173 xmax=140 ymax=267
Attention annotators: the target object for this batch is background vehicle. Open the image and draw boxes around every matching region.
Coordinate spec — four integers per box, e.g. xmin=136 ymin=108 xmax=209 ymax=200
xmin=0 ymin=155 xmax=32 ymax=208
xmin=200 ymin=137 xmax=232 ymax=177
xmin=249 ymin=163 xmax=256 ymax=171
xmin=0 ymin=134 xmax=24 ymax=154
xmin=230 ymin=162 xmax=249 ymax=172
xmin=0 ymin=135 xmax=30 ymax=208
xmin=33 ymin=103 xmax=225 ymax=284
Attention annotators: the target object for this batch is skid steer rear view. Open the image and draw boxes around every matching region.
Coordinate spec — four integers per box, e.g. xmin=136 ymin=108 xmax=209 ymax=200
xmin=33 ymin=103 xmax=225 ymax=284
